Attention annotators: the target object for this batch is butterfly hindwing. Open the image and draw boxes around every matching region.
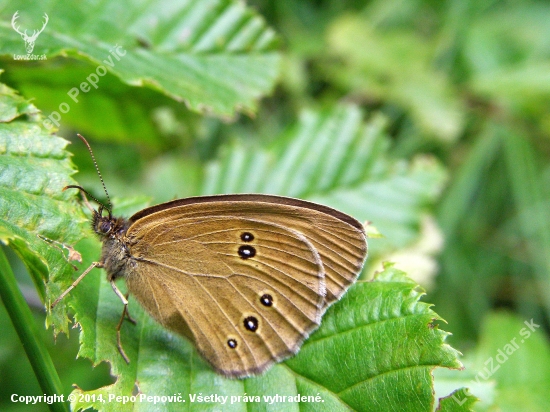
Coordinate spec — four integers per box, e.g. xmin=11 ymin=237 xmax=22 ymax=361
xmin=126 ymin=214 xmax=325 ymax=377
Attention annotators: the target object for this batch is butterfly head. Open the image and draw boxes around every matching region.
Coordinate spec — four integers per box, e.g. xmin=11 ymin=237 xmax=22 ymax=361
xmin=92 ymin=210 xmax=128 ymax=240
xmin=63 ymin=184 xmax=124 ymax=239
xmin=92 ymin=209 xmax=113 ymax=235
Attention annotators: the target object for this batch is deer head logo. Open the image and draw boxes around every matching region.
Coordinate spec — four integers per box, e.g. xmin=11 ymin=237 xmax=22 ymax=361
xmin=11 ymin=11 xmax=49 ymax=54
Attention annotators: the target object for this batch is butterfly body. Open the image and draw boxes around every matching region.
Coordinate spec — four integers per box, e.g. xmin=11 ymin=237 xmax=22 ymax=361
xmin=90 ymin=194 xmax=367 ymax=378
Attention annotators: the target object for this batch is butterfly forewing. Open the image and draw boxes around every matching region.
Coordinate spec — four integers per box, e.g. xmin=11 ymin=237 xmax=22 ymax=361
xmin=130 ymin=195 xmax=367 ymax=303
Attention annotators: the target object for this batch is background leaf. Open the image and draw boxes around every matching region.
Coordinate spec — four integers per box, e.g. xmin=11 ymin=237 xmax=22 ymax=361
xmin=325 ymin=13 xmax=464 ymax=142
xmin=0 ymin=0 xmax=281 ymax=119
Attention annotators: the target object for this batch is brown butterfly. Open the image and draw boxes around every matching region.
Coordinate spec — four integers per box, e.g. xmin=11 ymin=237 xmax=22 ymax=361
xmin=52 ymin=135 xmax=367 ymax=378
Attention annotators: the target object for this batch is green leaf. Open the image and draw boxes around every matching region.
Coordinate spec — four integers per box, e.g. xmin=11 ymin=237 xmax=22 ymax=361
xmin=7 ymin=65 xmax=168 ymax=148
xmin=0 ymin=78 xmax=85 ymax=334
xmin=67 ymin=264 xmax=461 ymax=412
xmin=284 ymin=265 xmax=462 ymax=411
xmin=0 ymin=0 xmax=281 ymax=117
xmin=435 ymin=388 xmax=477 ymax=411
xmin=0 ymin=77 xmax=39 ymax=122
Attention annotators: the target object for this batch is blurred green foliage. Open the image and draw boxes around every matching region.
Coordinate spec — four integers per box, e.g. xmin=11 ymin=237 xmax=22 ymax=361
xmin=1 ymin=0 xmax=550 ymax=410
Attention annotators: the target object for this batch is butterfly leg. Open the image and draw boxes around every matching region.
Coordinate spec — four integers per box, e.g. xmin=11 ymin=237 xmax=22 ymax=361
xmin=122 ymin=293 xmax=137 ymax=325
xmin=111 ymin=280 xmax=132 ymax=364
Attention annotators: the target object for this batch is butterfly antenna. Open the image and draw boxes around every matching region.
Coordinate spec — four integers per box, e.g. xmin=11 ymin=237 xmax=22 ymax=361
xmin=76 ymin=134 xmax=113 ymax=216
xmin=63 ymin=185 xmax=110 ymax=216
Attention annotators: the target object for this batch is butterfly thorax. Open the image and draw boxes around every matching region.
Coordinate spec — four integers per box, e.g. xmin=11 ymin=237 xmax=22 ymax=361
xmin=93 ymin=213 xmax=132 ymax=281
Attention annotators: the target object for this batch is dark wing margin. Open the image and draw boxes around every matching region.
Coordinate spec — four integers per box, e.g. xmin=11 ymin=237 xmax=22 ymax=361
xmin=129 ymin=194 xmax=364 ymax=232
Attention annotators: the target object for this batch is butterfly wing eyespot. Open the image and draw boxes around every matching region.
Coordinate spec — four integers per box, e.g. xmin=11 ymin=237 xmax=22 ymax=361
xmin=240 ymin=232 xmax=254 ymax=242
xmin=242 ymin=315 xmax=260 ymax=333
xmin=123 ymin=196 xmax=367 ymax=378
xmin=238 ymin=245 xmax=256 ymax=259
xmin=259 ymin=293 xmax=274 ymax=307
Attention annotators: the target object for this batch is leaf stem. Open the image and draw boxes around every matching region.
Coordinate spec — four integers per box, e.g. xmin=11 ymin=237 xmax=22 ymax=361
xmin=0 ymin=247 xmax=68 ymax=412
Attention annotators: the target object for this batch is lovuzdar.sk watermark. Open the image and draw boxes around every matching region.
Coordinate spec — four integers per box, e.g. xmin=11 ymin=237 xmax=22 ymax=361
xmin=452 ymin=318 xmax=541 ymax=406
xmin=11 ymin=10 xmax=48 ymax=60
